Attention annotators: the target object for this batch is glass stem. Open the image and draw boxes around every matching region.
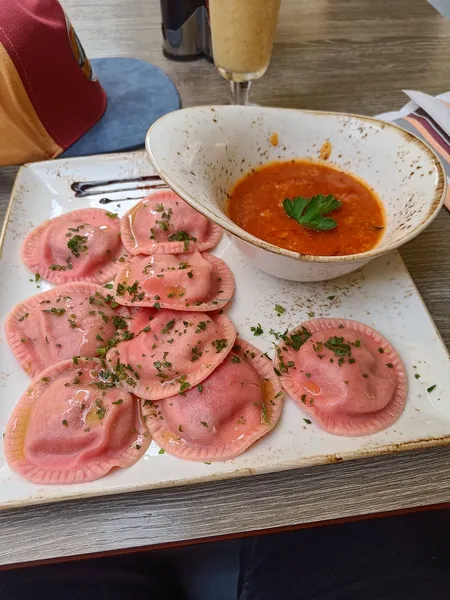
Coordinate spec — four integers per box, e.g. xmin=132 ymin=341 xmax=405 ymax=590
xmin=229 ymin=80 xmax=252 ymax=105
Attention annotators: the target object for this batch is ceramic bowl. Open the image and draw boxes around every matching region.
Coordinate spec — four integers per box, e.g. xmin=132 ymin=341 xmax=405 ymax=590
xmin=146 ymin=105 xmax=446 ymax=282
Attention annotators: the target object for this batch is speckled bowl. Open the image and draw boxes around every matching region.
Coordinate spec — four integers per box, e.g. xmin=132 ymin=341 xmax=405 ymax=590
xmin=146 ymin=105 xmax=446 ymax=282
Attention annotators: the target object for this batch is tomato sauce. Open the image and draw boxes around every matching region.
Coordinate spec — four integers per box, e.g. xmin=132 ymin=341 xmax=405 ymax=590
xmin=227 ymin=161 xmax=385 ymax=256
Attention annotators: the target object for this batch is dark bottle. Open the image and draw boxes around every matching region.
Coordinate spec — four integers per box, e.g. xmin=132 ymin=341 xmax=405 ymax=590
xmin=160 ymin=0 xmax=212 ymax=61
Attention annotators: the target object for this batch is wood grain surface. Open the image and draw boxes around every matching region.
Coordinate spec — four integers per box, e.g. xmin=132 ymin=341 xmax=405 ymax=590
xmin=1 ymin=0 xmax=450 ymax=567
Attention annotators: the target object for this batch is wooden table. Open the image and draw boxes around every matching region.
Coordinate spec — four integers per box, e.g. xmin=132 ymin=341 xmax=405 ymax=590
xmin=1 ymin=0 xmax=450 ymax=568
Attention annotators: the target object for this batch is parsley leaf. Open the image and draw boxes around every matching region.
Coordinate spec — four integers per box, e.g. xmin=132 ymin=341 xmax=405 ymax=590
xmin=283 ymin=194 xmax=342 ymax=231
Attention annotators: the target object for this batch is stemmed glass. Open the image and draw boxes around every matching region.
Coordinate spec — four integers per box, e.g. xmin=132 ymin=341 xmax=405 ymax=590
xmin=208 ymin=0 xmax=281 ymax=105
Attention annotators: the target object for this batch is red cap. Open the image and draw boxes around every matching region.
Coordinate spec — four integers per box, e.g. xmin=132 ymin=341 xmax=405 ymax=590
xmin=0 ymin=0 xmax=106 ymax=159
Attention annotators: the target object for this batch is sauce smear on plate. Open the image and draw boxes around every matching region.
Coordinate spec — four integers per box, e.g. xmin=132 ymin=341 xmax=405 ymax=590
xmin=227 ymin=161 xmax=385 ymax=256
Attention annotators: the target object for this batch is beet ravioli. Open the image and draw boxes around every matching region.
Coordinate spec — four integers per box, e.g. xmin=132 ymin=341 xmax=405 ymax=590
xmin=106 ymin=309 xmax=236 ymax=400
xmin=120 ymin=190 xmax=222 ymax=255
xmin=21 ymin=208 xmax=127 ymax=284
xmin=142 ymin=339 xmax=283 ymax=461
xmin=112 ymin=251 xmax=235 ymax=311
xmin=274 ymin=318 xmax=408 ymax=436
xmin=4 ymin=358 xmax=149 ymax=484
xmin=4 ymin=282 xmax=130 ymax=377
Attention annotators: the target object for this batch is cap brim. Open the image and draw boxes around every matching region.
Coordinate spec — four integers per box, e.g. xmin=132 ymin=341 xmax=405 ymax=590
xmin=62 ymin=57 xmax=180 ymax=157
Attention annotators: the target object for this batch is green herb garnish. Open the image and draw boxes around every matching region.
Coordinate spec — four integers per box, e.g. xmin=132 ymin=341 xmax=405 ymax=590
xmin=274 ymin=304 xmax=285 ymax=315
xmin=251 ymin=323 xmax=263 ymax=336
xmin=211 ymin=339 xmax=228 ymax=353
xmin=195 ymin=321 xmax=207 ymax=333
xmin=324 ymin=336 xmax=351 ymax=357
xmin=168 ymin=231 xmax=196 ymax=243
xmin=112 ymin=316 xmax=128 ymax=330
xmin=179 ymin=381 xmax=190 ymax=393
xmin=283 ymin=194 xmax=342 ymax=231
xmin=42 ymin=307 xmax=66 ymax=317
xmin=427 ymin=385 xmax=436 ymax=393
xmin=162 ymin=319 xmax=175 ymax=334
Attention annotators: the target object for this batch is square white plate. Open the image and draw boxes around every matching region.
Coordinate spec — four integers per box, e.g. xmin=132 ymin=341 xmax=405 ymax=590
xmin=1 ymin=150 xmax=450 ymax=510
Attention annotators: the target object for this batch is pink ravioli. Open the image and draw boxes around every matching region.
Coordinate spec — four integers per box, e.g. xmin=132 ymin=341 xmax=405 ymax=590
xmin=4 ymin=282 xmax=130 ymax=377
xmin=275 ymin=318 xmax=408 ymax=436
xmin=4 ymin=358 xmax=150 ymax=484
xmin=142 ymin=338 xmax=283 ymax=461
xmin=112 ymin=251 xmax=235 ymax=311
xmin=105 ymin=309 xmax=236 ymax=400
xmin=21 ymin=208 xmax=127 ymax=284
xmin=120 ymin=191 xmax=222 ymax=255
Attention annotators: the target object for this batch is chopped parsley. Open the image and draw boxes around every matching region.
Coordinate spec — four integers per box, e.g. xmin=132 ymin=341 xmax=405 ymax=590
xmin=231 ymin=355 xmax=241 ymax=363
xmin=427 ymin=385 xmax=437 ymax=393
xmin=179 ymin=381 xmax=190 ymax=393
xmin=303 ymin=418 xmax=312 ymax=425
xmin=158 ymin=448 xmax=165 ymax=455
xmin=200 ymin=421 xmax=208 ymax=428
xmin=162 ymin=319 xmax=175 ymax=334
xmin=212 ymin=339 xmax=228 ymax=353
xmin=274 ymin=304 xmax=285 ymax=315
xmin=42 ymin=307 xmax=66 ymax=317
xmin=195 ymin=321 xmax=207 ymax=333
xmin=324 ymin=336 xmax=351 ymax=357
xmin=112 ymin=316 xmax=128 ymax=330
xmin=106 ymin=211 xmax=119 ymax=219
xmin=261 ymin=402 xmax=269 ymax=424
xmin=62 ymin=419 xmax=69 ymax=427
xmin=95 ymin=399 xmax=107 ymax=419
xmin=67 ymin=234 xmax=88 ymax=257
xmin=191 ymin=345 xmax=203 ymax=362
xmin=168 ymin=230 xmax=196 ymax=243
xmin=284 ymin=327 xmax=311 ymax=351
xmin=251 ymin=323 xmax=263 ymax=336
xmin=196 ymin=384 xmax=203 ymax=393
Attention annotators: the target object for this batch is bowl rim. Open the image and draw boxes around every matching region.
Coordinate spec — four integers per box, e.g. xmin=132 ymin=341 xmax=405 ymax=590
xmin=146 ymin=105 xmax=447 ymax=264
